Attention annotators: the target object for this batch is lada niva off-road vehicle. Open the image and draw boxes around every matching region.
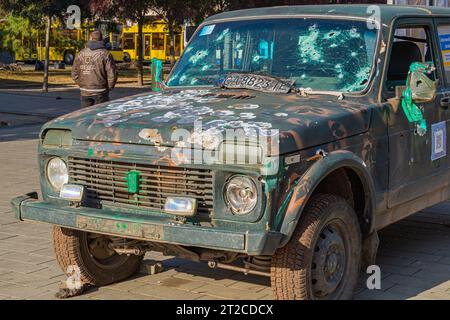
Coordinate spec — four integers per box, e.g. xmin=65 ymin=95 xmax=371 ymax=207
xmin=11 ymin=5 xmax=450 ymax=299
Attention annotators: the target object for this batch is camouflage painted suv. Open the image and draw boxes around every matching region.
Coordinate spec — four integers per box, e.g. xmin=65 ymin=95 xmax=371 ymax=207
xmin=11 ymin=5 xmax=450 ymax=299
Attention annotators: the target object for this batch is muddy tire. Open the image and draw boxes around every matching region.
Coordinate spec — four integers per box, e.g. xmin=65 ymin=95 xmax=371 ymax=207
xmin=53 ymin=226 xmax=143 ymax=286
xmin=271 ymin=194 xmax=361 ymax=300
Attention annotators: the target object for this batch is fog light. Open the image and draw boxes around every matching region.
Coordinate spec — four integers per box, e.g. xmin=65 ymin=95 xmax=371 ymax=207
xmin=164 ymin=197 xmax=197 ymax=217
xmin=59 ymin=184 xmax=85 ymax=202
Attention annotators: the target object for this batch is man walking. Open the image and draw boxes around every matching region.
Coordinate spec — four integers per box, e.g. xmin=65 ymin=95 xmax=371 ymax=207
xmin=72 ymin=30 xmax=118 ymax=107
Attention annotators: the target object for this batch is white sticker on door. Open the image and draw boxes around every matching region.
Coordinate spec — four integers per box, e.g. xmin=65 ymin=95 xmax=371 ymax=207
xmin=432 ymin=121 xmax=447 ymax=161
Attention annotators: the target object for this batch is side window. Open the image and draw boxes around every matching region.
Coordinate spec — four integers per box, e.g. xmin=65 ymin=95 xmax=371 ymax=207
xmin=437 ymin=25 xmax=450 ymax=84
xmin=385 ymin=26 xmax=438 ymax=93
xmin=152 ymin=33 xmax=165 ymax=50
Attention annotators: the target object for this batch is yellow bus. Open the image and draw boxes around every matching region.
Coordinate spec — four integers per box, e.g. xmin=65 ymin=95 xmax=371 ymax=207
xmin=122 ymin=20 xmax=184 ymax=63
xmin=15 ymin=25 xmax=124 ymax=65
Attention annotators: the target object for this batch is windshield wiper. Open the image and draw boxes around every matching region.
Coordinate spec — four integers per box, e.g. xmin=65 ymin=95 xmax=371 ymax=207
xmin=296 ymin=87 xmax=345 ymax=100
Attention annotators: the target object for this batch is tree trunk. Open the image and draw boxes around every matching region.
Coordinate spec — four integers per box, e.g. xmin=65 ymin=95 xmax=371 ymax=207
xmin=137 ymin=19 xmax=144 ymax=86
xmin=42 ymin=15 xmax=51 ymax=92
xmin=168 ymin=22 xmax=176 ymax=67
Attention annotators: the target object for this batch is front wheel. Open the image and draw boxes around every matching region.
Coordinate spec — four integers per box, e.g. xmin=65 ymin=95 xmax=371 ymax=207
xmin=53 ymin=226 xmax=143 ymax=286
xmin=271 ymin=194 xmax=361 ymax=300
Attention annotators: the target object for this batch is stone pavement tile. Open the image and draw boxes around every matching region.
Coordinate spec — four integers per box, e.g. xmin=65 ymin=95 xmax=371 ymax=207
xmin=0 ymin=223 xmax=52 ymax=237
xmin=176 ymin=262 xmax=239 ymax=287
xmin=256 ymin=287 xmax=273 ymax=298
xmin=29 ymin=247 xmax=56 ymax=258
xmin=195 ymin=295 xmax=224 ymax=300
xmin=130 ymin=283 xmax=204 ymax=300
xmin=384 ymin=284 xmax=430 ymax=299
xmin=0 ymin=217 xmax=17 ymax=226
xmin=376 ymin=254 xmax=418 ymax=267
xmin=406 ymin=285 xmax=450 ymax=300
xmin=1 ymin=251 xmax=55 ymax=265
xmin=380 ymin=264 xmax=421 ymax=276
xmin=0 ymin=236 xmax=52 ymax=249
xmin=0 ymin=240 xmax=44 ymax=254
xmin=0 ymin=271 xmax=60 ymax=288
xmin=0 ymin=249 xmax=11 ymax=256
xmin=152 ymin=276 xmax=207 ymax=292
xmin=0 ymin=259 xmax=47 ymax=274
xmin=31 ymin=265 xmax=64 ymax=279
xmin=134 ymin=267 xmax=180 ymax=283
xmin=353 ymin=289 xmax=403 ymax=300
xmin=229 ymin=273 xmax=271 ymax=287
xmin=412 ymin=269 xmax=450 ymax=283
xmin=435 ymin=248 xmax=450 ymax=258
xmin=161 ymin=257 xmax=192 ymax=268
xmin=378 ymin=250 xmax=443 ymax=263
xmin=259 ymin=294 xmax=275 ymax=300
xmin=411 ymin=292 xmax=450 ymax=300
xmin=410 ymin=260 xmax=450 ymax=274
xmin=27 ymin=291 xmax=59 ymax=300
xmin=383 ymin=274 xmax=445 ymax=290
xmin=0 ymin=283 xmax=49 ymax=299
xmin=0 ymin=232 xmax=17 ymax=241
xmin=227 ymin=277 xmax=270 ymax=293
xmin=194 ymin=283 xmax=267 ymax=300
xmin=106 ymin=279 xmax=153 ymax=292
xmin=173 ymin=271 xmax=238 ymax=287
xmin=88 ymin=288 xmax=160 ymax=300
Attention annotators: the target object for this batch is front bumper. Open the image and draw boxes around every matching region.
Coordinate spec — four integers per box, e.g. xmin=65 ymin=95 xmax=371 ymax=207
xmin=11 ymin=193 xmax=282 ymax=255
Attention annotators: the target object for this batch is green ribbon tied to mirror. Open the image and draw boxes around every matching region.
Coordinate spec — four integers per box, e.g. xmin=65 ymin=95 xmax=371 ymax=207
xmin=401 ymin=61 xmax=436 ymax=136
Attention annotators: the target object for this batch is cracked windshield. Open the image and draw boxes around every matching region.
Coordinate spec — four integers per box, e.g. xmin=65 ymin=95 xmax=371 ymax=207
xmin=167 ymin=18 xmax=378 ymax=92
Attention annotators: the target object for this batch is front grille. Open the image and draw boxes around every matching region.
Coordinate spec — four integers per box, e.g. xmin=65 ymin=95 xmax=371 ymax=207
xmin=68 ymin=157 xmax=214 ymax=216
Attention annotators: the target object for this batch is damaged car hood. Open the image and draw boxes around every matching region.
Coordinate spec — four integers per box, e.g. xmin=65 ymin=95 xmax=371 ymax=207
xmin=42 ymin=89 xmax=372 ymax=155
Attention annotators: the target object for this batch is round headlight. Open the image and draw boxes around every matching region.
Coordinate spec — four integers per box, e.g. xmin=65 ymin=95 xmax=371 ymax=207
xmin=224 ymin=176 xmax=258 ymax=215
xmin=46 ymin=158 xmax=68 ymax=191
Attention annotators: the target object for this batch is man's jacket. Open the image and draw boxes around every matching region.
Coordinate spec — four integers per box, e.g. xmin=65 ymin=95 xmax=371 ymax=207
xmin=71 ymin=41 xmax=118 ymax=97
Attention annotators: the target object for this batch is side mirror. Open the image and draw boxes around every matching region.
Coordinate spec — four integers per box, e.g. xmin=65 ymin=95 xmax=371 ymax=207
xmin=401 ymin=62 xmax=436 ymax=136
xmin=151 ymin=58 xmax=164 ymax=91
xmin=407 ymin=62 xmax=436 ymax=102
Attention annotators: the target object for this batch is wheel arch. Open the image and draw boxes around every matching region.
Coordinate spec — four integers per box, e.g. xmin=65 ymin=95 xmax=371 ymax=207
xmin=278 ymin=150 xmax=376 ymax=247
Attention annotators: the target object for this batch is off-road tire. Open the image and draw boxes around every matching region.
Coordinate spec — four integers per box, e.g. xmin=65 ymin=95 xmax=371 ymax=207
xmin=53 ymin=226 xmax=143 ymax=286
xmin=271 ymin=194 xmax=361 ymax=300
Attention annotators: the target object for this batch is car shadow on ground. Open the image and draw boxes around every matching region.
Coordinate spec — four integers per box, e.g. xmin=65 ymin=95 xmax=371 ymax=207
xmin=116 ymin=211 xmax=450 ymax=300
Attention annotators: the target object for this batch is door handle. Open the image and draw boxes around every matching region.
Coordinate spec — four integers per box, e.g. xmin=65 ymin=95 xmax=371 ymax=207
xmin=440 ymin=97 xmax=450 ymax=109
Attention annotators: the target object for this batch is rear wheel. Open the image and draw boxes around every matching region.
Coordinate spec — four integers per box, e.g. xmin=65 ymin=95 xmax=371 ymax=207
xmin=53 ymin=226 xmax=143 ymax=286
xmin=271 ymin=194 xmax=361 ymax=300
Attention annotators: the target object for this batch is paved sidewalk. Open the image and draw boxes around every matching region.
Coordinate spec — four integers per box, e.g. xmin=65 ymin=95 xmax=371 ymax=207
xmin=0 ymin=86 xmax=151 ymax=131
xmin=0 ymin=138 xmax=449 ymax=300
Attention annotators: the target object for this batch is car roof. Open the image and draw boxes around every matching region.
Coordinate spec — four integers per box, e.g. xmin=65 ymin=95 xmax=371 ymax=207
xmin=205 ymin=4 xmax=450 ymax=25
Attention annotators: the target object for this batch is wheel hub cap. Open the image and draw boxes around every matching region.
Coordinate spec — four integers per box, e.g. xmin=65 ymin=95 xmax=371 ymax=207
xmin=311 ymin=226 xmax=346 ymax=298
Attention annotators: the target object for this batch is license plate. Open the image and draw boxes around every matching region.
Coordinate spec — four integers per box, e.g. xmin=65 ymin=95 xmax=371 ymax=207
xmin=222 ymin=73 xmax=294 ymax=93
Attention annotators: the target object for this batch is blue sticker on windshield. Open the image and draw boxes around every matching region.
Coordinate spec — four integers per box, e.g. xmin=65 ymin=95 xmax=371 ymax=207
xmin=199 ymin=25 xmax=215 ymax=36
xmin=432 ymin=121 xmax=446 ymax=161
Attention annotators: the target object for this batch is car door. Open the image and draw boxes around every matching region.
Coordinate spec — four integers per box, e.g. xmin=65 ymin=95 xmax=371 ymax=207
xmin=435 ymin=17 xmax=450 ymax=170
xmin=386 ymin=18 xmax=448 ymax=208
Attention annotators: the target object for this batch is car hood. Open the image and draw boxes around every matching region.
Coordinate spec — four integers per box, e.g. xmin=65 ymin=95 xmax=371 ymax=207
xmin=43 ymin=88 xmax=372 ymax=156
